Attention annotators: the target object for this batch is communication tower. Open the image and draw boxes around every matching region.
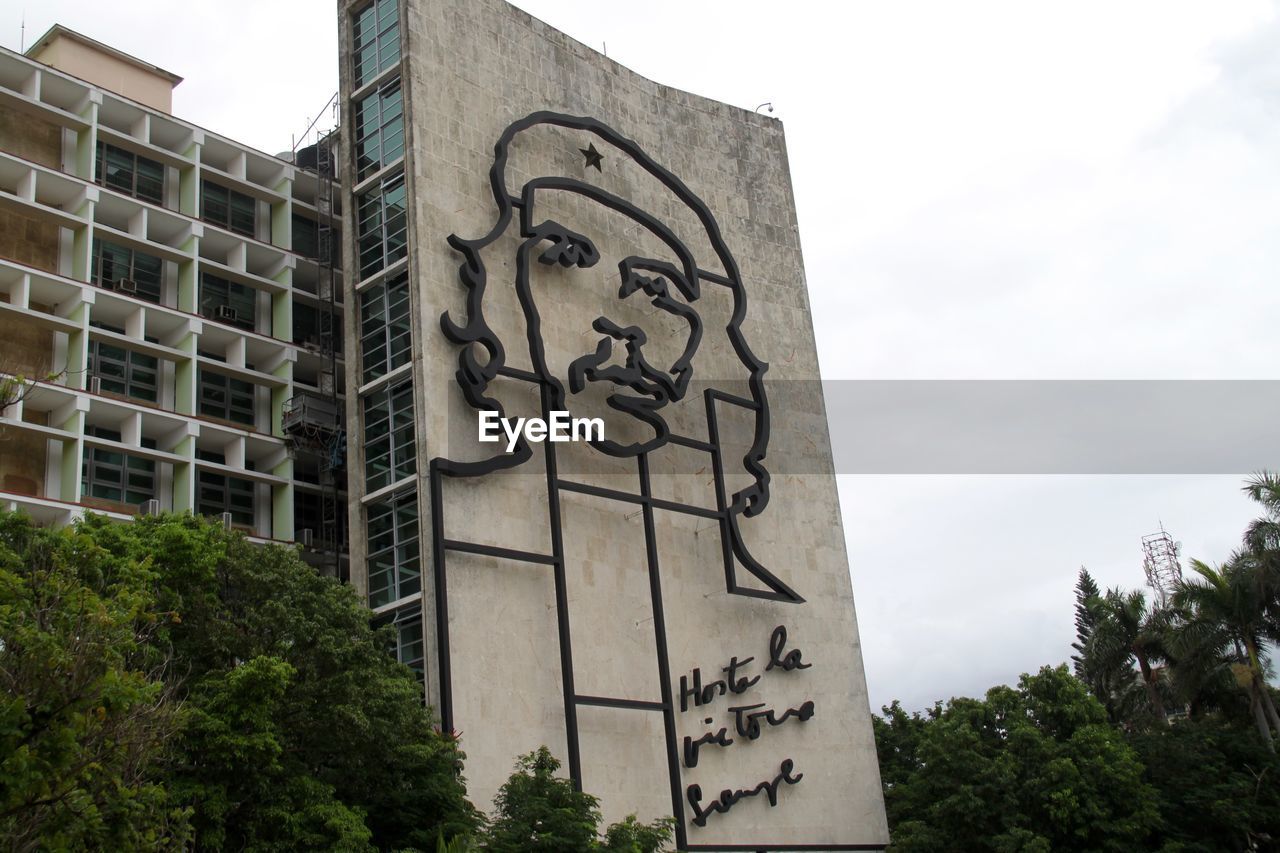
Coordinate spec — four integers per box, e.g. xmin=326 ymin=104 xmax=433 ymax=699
xmin=1142 ymin=524 xmax=1182 ymax=608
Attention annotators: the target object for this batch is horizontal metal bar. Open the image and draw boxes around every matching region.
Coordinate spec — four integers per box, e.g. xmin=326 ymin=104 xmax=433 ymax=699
xmin=667 ymin=434 xmax=716 ymax=453
xmin=695 ymin=268 xmax=734 ymax=287
xmin=441 ymin=539 xmax=557 ymax=565
xmin=556 ymin=478 xmax=645 ymax=506
xmin=650 ymin=497 xmax=720 ymax=520
xmin=575 ymin=694 xmax=667 ymax=711
xmin=496 ymin=365 xmax=542 ymax=383
xmin=557 ymin=479 xmax=722 ymax=520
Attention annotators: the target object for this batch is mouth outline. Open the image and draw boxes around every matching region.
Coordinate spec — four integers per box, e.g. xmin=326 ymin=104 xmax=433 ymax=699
xmin=567 ymin=318 xmax=687 ymax=405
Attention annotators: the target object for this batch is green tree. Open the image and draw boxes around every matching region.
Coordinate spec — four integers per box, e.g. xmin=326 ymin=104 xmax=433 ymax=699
xmin=875 ymin=666 xmax=1159 ymax=852
xmin=481 ymin=747 xmax=674 ymax=853
xmin=599 ymin=813 xmax=676 ymax=852
xmin=872 ymin=700 xmax=930 ymax=798
xmin=483 ymin=746 xmax=602 ymax=853
xmin=1072 ymin=567 xmax=1132 ymax=723
xmin=1128 ymin=718 xmax=1280 ymax=852
xmin=1071 ymin=567 xmax=1102 ymax=679
xmin=0 ymin=515 xmax=190 ymax=850
xmin=1171 ymin=557 xmax=1280 ymax=751
xmin=74 ymin=513 xmax=481 ymax=851
xmin=1242 ymin=471 xmax=1280 ymax=565
xmin=1086 ymin=588 xmax=1172 ymax=726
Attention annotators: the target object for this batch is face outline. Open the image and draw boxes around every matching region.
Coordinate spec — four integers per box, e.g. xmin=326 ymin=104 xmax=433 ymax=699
xmin=515 ymin=181 xmax=704 ymax=456
xmin=440 ymin=112 xmax=798 ymax=601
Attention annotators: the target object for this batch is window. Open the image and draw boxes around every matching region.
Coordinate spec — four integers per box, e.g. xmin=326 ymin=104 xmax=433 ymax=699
xmin=92 ymin=239 xmax=162 ymax=304
xmin=353 ymin=0 xmax=400 ymax=88
xmin=368 ymin=484 xmax=422 ymax=604
xmin=199 ymin=370 xmax=256 ymax=427
xmin=292 ymin=213 xmax=319 ymax=260
xmin=82 ymin=427 xmax=155 ymax=507
xmin=360 ymin=270 xmax=411 ymax=383
xmin=200 ymin=273 xmax=256 ymax=330
xmin=201 ymin=180 xmax=257 ymax=237
xmin=293 ymin=301 xmax=320 ymax=349
xmin=354 ymin=78 xmax=404 ymax=181
xmin=367 ymin=490 xmax=420 ymax=608
xmin=295 ymin=488 xmax=324 ymax=530
xmin=382 ymin=602 xmax=424 ymax=686
xmin=88 ymin=341 xmax=158 ymax=403
xmin=198 ymin=470 xmax=255 ymax=526
xmin=292 ymin=301 xmax=344 ymax=357
xmin=363 ymin=380 xmax=415 ymax=491
xmin=293 ymin=213 xmax=338 ymax=264
xmin=95 ymin=141 xmax=164 ymax=205
xmin=356 ymin=174 xmax=406 ymax=280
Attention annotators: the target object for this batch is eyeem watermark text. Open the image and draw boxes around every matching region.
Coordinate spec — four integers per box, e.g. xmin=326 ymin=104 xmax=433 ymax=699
xmin=478 ymin=411 xmax=604 ymax=452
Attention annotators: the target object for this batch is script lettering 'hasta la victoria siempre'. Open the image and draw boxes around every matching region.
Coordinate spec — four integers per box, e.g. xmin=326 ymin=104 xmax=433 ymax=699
xmin=686 ymin=759 xmax=804 ymax=828
xmin=679 ymin=625 xmax=815 ymax=827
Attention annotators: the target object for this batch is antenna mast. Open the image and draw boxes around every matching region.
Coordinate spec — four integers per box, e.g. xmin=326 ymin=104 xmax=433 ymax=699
xmin=1142 ymin=523 xmax=1182 ymax=608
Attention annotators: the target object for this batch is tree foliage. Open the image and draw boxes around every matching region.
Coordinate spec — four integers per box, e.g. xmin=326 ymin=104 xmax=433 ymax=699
xmin=876 ymin=666 xmax=1159 ymax=852
xmin=1129 ymin=718 xmax=1280 ymax=852
xmin=1071 ymin=567 xmax=1101 ymax=678
xmin=484 ymin=746 xmax=602 ymax=853
xmin=0 ymin=515 xmax=189 ymax=850
xmin=1 ymin=512 xmax=481 ymax=851
xmin=877 ymin=472 xmax=1280 ymax=851
xmin=1088 ymin=588 xmax=1172 ymax=726
xmin=481 ymin=746 xmax=673 ymax=853
xmin=598 ymin=813 xmax=677 ymax=852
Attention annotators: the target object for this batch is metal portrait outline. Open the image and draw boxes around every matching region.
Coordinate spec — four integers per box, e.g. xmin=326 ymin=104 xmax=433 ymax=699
xmin=427 ymin=112 xmax=879 ymax=851
xmin=439 ymin=111 xmax=798 ymax=603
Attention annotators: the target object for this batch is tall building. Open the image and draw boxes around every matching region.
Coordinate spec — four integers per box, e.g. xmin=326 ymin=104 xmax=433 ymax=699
xmin=1 ymin=3 xmax=887 ymax=849
xmin=337 ymin=0 xmax=887 ymax=848
xmin=0 ymin=25 xmax=348 ymax=573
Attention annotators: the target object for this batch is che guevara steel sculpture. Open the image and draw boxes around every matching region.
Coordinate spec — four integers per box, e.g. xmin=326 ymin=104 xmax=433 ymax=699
xmin=428 ymin=112 xmax=804 ymax=839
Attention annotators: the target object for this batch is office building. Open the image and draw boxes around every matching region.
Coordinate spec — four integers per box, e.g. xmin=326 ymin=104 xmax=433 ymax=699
xmin=0 ymin=25 xmax=348 ymax=575
xmin=337 ymin=0 xmax=887 ymax=848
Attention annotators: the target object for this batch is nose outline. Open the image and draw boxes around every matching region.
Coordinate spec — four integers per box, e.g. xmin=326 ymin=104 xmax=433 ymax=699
xmin=575 ymin=316 xmax=676 ymax=402
xmin=612 ymin=259 xmax=702 ymax=396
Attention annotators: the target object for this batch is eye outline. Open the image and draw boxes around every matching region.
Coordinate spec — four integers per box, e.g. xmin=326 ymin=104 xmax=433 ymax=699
xmin=619 ymin=257 xmax=696 ymax=308
xmin=530 ymin=220 xmax=600 ymax=269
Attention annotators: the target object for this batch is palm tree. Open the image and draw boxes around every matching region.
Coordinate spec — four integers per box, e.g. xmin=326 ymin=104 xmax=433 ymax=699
xmin=1086 ymin=588 xmax=1171 ymax=725
xmin=1171 ymin=557 xmax=1279 ymax=750
xmin=1242 ymin=471 xmax=1280 ymax=615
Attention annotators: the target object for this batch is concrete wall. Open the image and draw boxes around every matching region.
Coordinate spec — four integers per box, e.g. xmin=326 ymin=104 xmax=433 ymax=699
xmin=0 ymin=314 xmax=54 ymax=380
xmin=0 ymin=110 xmax=61 ymax=169
xmin=0 ymin=425 xmax=48 ymax=497
xmin=29 ymin=35 xmax=175 ymax=114
xmin=343 ymin=0 xmax=888 ymax=847
xmin=0 ymin=210 xmax=59 ymax=273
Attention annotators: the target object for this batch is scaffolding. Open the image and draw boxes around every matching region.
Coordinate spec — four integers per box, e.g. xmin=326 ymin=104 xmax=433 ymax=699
xmin=285 ymin=94 xmax=347 ymax=581
xmin=1142 ymin=524 xmax=1182 ymax=608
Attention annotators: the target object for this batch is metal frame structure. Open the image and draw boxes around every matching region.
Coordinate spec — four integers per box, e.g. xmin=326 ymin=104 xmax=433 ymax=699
xmin=429 ymin=112 xmax=883 ymax=852
xmin=285 ymin=106 xmax=349 ymax=580
xmin=1142 ymin=525 xmax=1181 ymax=609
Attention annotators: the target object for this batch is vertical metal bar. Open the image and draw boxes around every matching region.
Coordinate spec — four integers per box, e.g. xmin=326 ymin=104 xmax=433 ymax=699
xmin=704 ymin=389 xmax=736 ymax=592
xmin=638 ymin=452 xmax=689 ymax=849
xmin=542 ymin=384 xmax=582 ymax=786
xmin=429 ymin=461 xmax=453 ymax=731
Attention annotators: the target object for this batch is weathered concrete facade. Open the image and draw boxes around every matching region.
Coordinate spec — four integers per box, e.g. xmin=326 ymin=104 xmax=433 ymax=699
xmin=338 ymin=0 xmax=887 ymax=847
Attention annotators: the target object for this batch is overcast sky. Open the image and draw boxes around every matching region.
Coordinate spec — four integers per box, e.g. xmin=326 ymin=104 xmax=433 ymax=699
xmin=4 ymin=1 xmax=1277 ymax=712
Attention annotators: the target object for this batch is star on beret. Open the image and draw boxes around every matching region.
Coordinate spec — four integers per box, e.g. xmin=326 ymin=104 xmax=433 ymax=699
xmin=579 ymin=143 xmax=603 ymax=171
